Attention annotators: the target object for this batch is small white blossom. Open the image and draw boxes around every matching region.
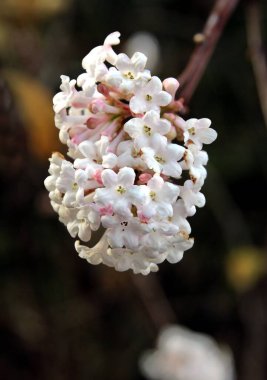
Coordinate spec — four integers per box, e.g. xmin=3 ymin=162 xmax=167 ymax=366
xmin=140 ymin=325 xmax=235 ymax=380
xmin=53 ymin=75 xmax=77 ymax=113
xmin=124 ymin=110 xmax=171 ymax=148
xmin=141 ymin=134 xmax=184 ymax=178
xmin=179 ymin=180 xmax=205 ymax=215
xmin=129 ymin=76 xmax=172 ymax=114
xmin=140 ymin=174 xmax=180 ymax=218
xmin=183 ymin=118 xmax=217 ymax=148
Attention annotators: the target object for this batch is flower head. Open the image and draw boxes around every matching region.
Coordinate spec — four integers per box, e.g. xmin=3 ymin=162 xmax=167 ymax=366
xmin=45 ymin=32 xmax=217 ymax=274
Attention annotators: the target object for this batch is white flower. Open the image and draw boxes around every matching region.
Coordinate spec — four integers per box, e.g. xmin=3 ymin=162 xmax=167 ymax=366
xmin=182 ymin=144 xmax=208 ymax=185
xmin=94 ymin=167 xmax=145 ymax=217
xmin=55 ymin=160 xmax=89 ymax=207
xmin=166 ymin=232 xmax=194 ymax=264
xmin=179 ymin=180 xmax=205 ymax=215
xmin=75 ymin=136 xmax=117 ymax=170
xmin=111 ymin=52 xmax=151 ymax=93
xmin=44 ymin=152 xmax=64 ymax=193
xmin=183 ymin=118 xmax=217 ymax=148
xmin=129 ymin=76 xmax=172 ymax=114
xmin=140 ymin=174 xmax=180 ymax=218
xmin=141 ymin=134 xmax=185 ymax=178
xmin=140 ymin=325 xmax=235 ymax=380
xmin=53 ymin=75 xmax=77 ymax=113
xmin=124 ymin=110 xmax=171 ymax=147
xmin=117 ymin=140 xmax=147 ymax=171
xmin=82 ymin=31 xmax=121 ymax=77
xmin=102 ymin=214 xmax=149 ymax=250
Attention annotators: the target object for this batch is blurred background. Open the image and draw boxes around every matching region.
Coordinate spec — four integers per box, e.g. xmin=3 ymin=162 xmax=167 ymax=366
xmin=0 ymin=0 xmax=267 ymax=379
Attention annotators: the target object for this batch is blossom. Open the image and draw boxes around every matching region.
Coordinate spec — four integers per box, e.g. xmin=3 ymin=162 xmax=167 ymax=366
xmin=45 ymin=31 xmax=217 ymax=274
xmin=124 ymin=110 xmax=171 ymax=148
xmin=141 ymin=134 xmax=185 ymax=178
xmin=139 ymin=174 xmax=180 ymax=218
xmin=183 ymin=118 xmax=217 ymax=148
xmin=94 ymin=167 xmax=145 ymax=218
xmin=129 ymin=76 xmax=172 ymax=114
xmin=140 ymin=325 xmax=235 ymax=380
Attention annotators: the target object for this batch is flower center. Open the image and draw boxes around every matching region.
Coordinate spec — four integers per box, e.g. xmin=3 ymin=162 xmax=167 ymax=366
xmin=146 ymin=94 xmax=152 ymax=101
xmin=125 ymin=71 xmax=134 ymax=80
xmin=149 ymin=191 xmax=157 ymax=200
xmin=154 ymin=155 xmax=165 ymax=164
xmin=143 ymin=125 xmax=152 ymax=136
xmin=116 ymin=185 xmax=126 ymax=194
xmin=188 ymin=127 xmax=196 ymax=135
xmin=72 ymin=182 xmax=78 ymax=190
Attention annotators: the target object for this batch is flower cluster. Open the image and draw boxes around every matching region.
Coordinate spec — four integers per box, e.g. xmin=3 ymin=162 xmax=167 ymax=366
xmin=140 ymin=325 xmax=235 ymax=380
xmin=44 ymin=32 xmax=217 ymax=275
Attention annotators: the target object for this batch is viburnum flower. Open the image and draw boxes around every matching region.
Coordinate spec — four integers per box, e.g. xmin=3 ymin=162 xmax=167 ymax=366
xmin=140 ymin=325 xmax=235 ymax=380
xmin=44 ymin=31 xmax=217 ymax=275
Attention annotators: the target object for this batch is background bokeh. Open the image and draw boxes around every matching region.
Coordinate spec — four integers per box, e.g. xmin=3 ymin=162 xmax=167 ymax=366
xmin=0 ymin=0 xmax=267 ymax=379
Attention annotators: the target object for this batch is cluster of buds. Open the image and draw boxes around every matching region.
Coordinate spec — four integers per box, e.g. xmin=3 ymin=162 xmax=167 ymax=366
xmin=44 ymin=32 xmax=217 ymax=275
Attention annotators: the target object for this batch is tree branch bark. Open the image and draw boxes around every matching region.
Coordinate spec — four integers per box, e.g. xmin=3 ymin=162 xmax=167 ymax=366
xmin=178 ymin=0 xmax=240 ymax=104
xmin=245 ymin=0 xmax=267 ymax=129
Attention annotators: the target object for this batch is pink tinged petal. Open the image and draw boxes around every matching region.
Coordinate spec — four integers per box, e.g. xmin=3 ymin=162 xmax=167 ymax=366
xmin=138 ymin=173 xmax=152 ymax=184
xmin=153 ymin=91 xmax=172 ymax=107
xmin=117 ymin=167 xmax=135 ymax=186
xmin=101 ymin=169 xmax=118 ymax=187
xmin=99 ymin=204 xmax=113 ymax=217
xmin=197 ymin=127 xmax=217 ymax=144
xmin=92 ymin=169 xmax=103 ymax=185
xmin=163 ymin=77 xmax=180 ymax=99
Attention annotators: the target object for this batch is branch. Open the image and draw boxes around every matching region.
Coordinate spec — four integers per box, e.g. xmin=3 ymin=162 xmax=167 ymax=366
xmin=245 ymin=0 xmax=267 ymax=128
xmin=178 ymin=0 xmax=239 ymax=104
xmin=131 ymin=273 xmax=177 ymax=332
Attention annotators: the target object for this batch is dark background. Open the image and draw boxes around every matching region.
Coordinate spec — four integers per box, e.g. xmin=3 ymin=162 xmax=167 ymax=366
xmin=0 ymin=0 xmax=267 ymax=379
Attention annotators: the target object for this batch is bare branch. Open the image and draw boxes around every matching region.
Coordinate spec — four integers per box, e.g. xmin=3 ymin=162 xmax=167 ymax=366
xmin=178 ymin=0 xmax=239 ymax=104
xmin=245 ymin=0 xmax=267 ymax=128
xmin=132 ymin=273 xmax=176 ymax=331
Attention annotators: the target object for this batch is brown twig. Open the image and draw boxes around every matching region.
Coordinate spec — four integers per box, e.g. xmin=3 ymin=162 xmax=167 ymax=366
xmin=178 ymin=0 xmax=240 ymax=104
xmin=131 ymin=273 xmax=177 ymax=331
xmin=245 ymin=0 xmax=267 ymax=128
